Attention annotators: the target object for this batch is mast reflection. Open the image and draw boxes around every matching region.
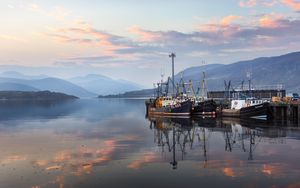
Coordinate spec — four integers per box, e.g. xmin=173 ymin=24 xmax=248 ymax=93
xmin=147 ymin=117 xmax=288 ymax=169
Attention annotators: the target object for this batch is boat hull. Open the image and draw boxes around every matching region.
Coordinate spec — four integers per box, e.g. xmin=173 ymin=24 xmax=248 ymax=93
xmin=192 ymin=100 xmax=217 ymax=116
xmin=222 ymin=102 xmax=270 ymax=118
xmin=240 ymin=102 xmax=269 ymax=118
xmin=147 ymin=100 xmax=193 ymax=116
xmin=222 ymin=109 xmax=240 ymax=117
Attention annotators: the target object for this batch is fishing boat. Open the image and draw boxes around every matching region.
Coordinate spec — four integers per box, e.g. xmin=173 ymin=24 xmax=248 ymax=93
xmin=146 ymin=97 xmax=193 ymax=116
xmin=191 ymin=71 xmax=217 ymax=116
xmin=146 ymin=53 xmax=193 ymax=117
xmin=192 ymin=99 xmax=217 ymax=116
xmin=222 ymin=99 xmax=270 ymax=119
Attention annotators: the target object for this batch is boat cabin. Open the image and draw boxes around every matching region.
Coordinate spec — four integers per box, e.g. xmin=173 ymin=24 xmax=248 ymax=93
xmin=231 ymin=99 xmax=266 ymax=110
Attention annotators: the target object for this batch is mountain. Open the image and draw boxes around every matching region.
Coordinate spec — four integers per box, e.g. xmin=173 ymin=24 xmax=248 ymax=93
xmin=0 ymin=83 xmax=39 ymax=91
xmin=173 ymin=51 xmax=300 ymax=93
xmin=177 ymin=64 xmax=224 ymax=78
xmin=0 ymin=77 xmax=96 ymax=98
xmin=69 ymin=74 xmax=142 ymax=95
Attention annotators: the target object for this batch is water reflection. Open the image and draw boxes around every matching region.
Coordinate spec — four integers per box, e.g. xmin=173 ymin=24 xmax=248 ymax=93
xmin=147 ymin=116 xmax=299 ymax=171
xmin=0 ymin=99 xmax=300 ymax=188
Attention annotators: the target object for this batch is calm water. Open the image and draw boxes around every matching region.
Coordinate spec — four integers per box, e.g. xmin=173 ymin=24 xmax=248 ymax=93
xmin=0 ymin=99 xmax=300 ymax=188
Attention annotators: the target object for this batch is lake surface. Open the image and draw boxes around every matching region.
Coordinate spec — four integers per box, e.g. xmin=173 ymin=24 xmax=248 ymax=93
xmin=0 ymin=99 xmax=300 ymax=188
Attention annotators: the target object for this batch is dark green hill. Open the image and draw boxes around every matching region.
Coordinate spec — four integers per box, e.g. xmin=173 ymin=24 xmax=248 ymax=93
xmin=0 ymin=91 xmax=78 ymax=100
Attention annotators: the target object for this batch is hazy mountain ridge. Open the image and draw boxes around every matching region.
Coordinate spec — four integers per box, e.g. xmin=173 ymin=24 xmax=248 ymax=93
xmin=69 ymin=74 xmax=142 ymax=95
xmin=0 ymin=82 xmax=39 ymax=91
xmin=0 ymin=77 xmax=96 ymax=98
xmin=0 ymin=72 xmax=143 ymax=97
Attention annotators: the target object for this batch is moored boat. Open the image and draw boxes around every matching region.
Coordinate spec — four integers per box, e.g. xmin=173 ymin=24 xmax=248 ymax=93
xmin=192 ymin=99 xmax=217 ymax=116
xmin=222 ymin=99 xmax=270 ymax=119
xmin=147 ymin=97 xmax=193 ymax=116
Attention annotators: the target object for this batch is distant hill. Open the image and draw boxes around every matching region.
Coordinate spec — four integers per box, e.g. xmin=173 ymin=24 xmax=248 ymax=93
xmin=174 ymin=51 xmax=300 ymax=93
xmin=99 ymin=88 xmax=154 ymax=98
xmin=69 ymin=74 xmax=142 ymax=95
xmin=0 ymin=82 xmax=39 ymax=91
xmin=0 ymin=77 xmax=96 ymax=98
xmin=0 ymin=91 xmax=78 ymax=100
xmin=0 ymin=72 xmax=142 ymax=97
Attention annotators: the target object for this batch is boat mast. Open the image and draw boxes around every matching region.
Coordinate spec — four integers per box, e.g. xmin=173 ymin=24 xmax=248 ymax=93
xmin=160 ymin=69 xmax=164 ymax=96
xmin=169 ymin=53 xmax=176 ymax=97
xmin=201 ymin=71 xmax=206 ymax=101
xmin=247 ymin=71 xmax=252 ymax=98
xmin=201 ymin=60 xmax=206 ymax=101
xmin=170 ymin=123 xmax=177 ymax=169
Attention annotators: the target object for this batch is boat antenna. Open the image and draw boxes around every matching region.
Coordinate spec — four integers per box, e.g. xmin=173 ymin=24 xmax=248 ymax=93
xmin=160 ymin=68 xmax=165 ymax=84
xmin=153 ymin=83 xmax=157 ymax=97
xmin=169 ymin=52 xmax=176 ymax=97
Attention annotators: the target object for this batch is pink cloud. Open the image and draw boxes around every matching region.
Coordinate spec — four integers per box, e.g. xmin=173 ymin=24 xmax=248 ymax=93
xmin=127 ymin=151 xmax=158 ymax=170
xmin=239 ymin=0 xmax=257 ymax=7
xmin=220 ymin=15 xmax=242 ymax=26
xmin=32 ymin=138 xmax=119 ymax=178
xmin=47 ymin=23 xmax=130 ymax=56
xmin=128 ymin=26 xmax=162 ymax=42
xmin=198 ymin=15 xmax=243 ymax=41
xmin=281 ymin=0 xmax=300 ymax=10
xmin=263 ymin=0 xmax=279 ymax=7
xmin=223 ymin=167 xmax=238 ymax=177
xmin=239 ymin=0 xmax=280 ymax=8
xmin=1 ymin=155 xmax=27 ymax=164
xmin=259 ymin=14 xmax=285 ymax=28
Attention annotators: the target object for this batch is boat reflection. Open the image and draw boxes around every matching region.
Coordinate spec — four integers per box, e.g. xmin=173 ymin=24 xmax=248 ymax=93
xmin=147 ymin=117 xmax=289 ymax=169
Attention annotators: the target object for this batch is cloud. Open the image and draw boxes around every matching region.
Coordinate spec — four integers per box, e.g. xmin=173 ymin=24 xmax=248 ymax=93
xmin=281 ymin=0 xmax=300 ymax=11
xmin=7 ymin=4 xmax=14 ymax=9
xmin=44 ymin=13 xmax=300 ymax=67
xmin=127 ymin=151 xmax=158 ymax=170
xmin=33 ymin=139 xmax=118 ymax=177
xmin=128 ymin=26 xmax=163 ymax=42
xmin=46 ymin=22 xmax=131 ymax=57
xmin=239 ymin=0 xmax=257 ymax=7
xmin=223 ymin=167 xmax=238 ymax=177
xmin=0 ymin=34 xmax=27 ymax=43
xmin=263 ymin=0 xmax=279 ymax=7
xmin=259 ymin=14 xmax=285 ymax=28
xmin=1 ymin=155 xmax=27 ymax=164
xmin=46 ymin=33 xmax=94 ymax=44
xmin=220 ymin=15 xmax=242 ymax=26
xmin=239 ymin=0 xmax=300 ymax=10
xmin=28 ymin=3 xmax=71 ymax=21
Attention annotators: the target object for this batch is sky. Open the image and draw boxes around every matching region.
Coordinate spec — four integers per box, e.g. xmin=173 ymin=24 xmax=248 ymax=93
xmin=1 ymin=0 xmax=300 ymax=87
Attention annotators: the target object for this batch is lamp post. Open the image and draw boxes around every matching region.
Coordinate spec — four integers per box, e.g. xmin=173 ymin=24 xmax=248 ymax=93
xmin=169 ymin=53 xmax=176 ymax=97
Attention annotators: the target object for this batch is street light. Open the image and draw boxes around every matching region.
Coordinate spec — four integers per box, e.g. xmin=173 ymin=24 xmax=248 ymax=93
xmin=169 ymin=53 xmax=176 ymax=97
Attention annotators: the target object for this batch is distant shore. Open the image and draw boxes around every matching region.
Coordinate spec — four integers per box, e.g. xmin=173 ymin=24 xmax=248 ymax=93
xmin=98 ymin=88 xmax=154 ymax=99
xmin=0 ymin=91 xmax=78 ymax=100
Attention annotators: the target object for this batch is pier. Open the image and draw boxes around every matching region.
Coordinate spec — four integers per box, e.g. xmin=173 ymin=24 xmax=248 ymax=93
xmin=268 ymin=102 xmax=300 ymax=123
